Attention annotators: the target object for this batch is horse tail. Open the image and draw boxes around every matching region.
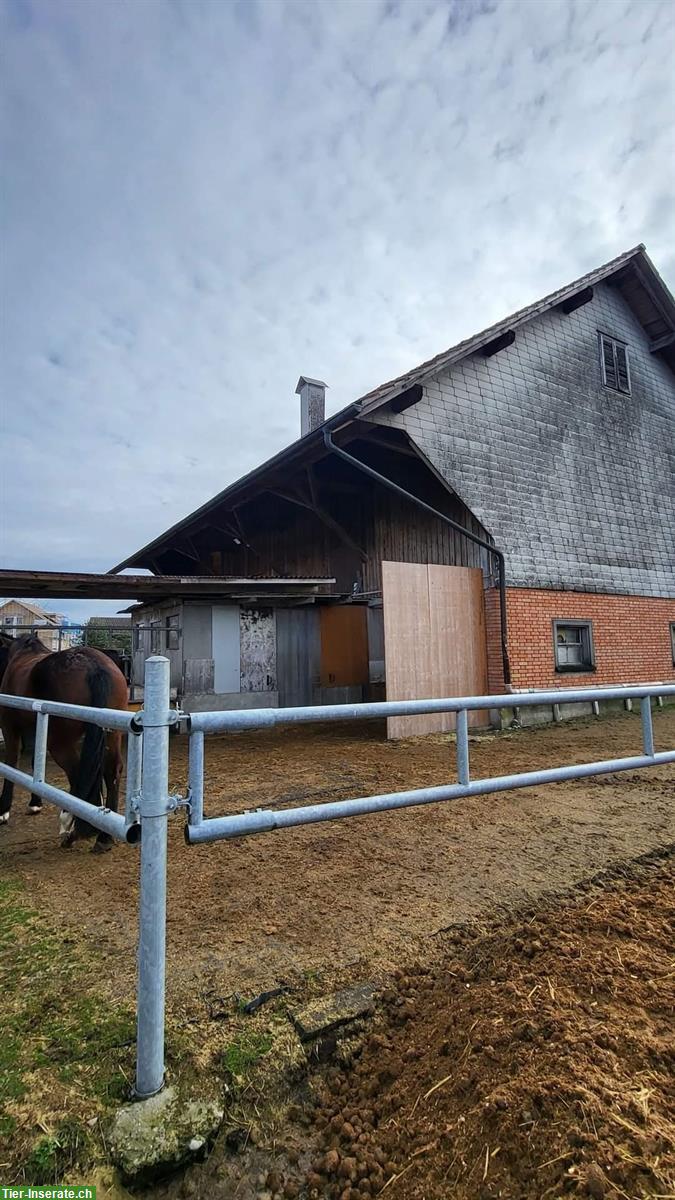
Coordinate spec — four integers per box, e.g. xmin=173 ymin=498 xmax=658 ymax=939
xmin=73 ymin=663 xmax=110 ymax=835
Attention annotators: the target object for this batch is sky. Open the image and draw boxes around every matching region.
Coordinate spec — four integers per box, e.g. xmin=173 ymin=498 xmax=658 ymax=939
xmin=1 ymin=0 xmax=674 ymax=621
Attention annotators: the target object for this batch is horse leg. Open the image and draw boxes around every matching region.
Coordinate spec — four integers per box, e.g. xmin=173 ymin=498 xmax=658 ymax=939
xmin=91 ymin=734 xmax=122 ymax=854
xmin=0 ymin=725 xmax=20 ymax=823
xmin=49 ymin=743 xmax=82 ymax=848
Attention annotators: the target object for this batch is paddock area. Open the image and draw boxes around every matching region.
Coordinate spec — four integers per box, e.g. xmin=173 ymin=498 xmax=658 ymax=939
xmin=2 ymin=705 xmax=674 ymax=1003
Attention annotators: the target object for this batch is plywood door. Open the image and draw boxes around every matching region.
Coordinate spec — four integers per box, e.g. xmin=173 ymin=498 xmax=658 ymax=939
xmin=382 ymin=561 xmax=488 ymax=738
xmin=319 ymin=606 xmax=369 ymax=687
xmin=382 ymin=562 xmax=437 ymax=737
xmin=211 ymin=606 xmax=240 ymax=694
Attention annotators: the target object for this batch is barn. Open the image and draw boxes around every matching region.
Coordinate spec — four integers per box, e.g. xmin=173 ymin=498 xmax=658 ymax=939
xmin=110 ymin=244 xmax=675 ymax=730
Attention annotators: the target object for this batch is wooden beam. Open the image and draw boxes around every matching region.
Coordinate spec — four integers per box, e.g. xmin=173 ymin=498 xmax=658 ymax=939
xmin=270 ymin=478 xmax=367 ymax=561
xmin=390 ymin=383 xmax=424 ymax=413
xmin=361 ymin=432 xmax=419 ymax=458
xmin=482 ymin=330 xmax=515 ymax=357
xmin=650 ymin=330 xmax=675 ymax=352
xmin=177 ymin=538 xmax=201 ymax=563
xmin=632 ymin=262 xmax=673 ymax=327
xmin=558 ymin=286 xmax=593 ymax=315
xmin=307 ymin=467 xmax=368 ymax=560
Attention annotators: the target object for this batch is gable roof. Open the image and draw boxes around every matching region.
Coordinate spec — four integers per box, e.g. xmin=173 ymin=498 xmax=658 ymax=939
xmin=111 ymin=244 xmax=675 ymax=573
xmin=356 ymin=244 xmax=675 ymax=416
xmin=0 ymin=597 xmax=59 ymax=622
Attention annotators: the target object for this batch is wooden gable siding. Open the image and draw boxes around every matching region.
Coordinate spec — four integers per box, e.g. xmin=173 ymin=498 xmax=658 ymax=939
xmin=207 ymin=480 xmax=489 ymax=595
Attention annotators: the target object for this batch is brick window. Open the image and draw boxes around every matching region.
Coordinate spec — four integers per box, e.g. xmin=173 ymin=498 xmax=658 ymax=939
xmin=599 ymin=333 xmax=630 ymax=394
xmin=671 ymin=622 xmax=675 ymax=666
xmin=553 ymin=620 xmax=595 ymax=673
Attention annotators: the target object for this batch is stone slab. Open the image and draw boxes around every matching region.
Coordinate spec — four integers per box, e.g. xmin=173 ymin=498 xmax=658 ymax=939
xmin=291 ymin=984 xmax=376 ymax=1042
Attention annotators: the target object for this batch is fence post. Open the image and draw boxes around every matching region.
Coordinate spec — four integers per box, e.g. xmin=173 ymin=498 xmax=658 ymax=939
xmin=640 ymin=696 xmax=655 ymax=757
xmin=456 ymin=709 xmax=470 ymax=786
xmin=135 ymin=656 xmax=171 ymax=1099
xmin=188 ymin=731 xmax=204 ymax=826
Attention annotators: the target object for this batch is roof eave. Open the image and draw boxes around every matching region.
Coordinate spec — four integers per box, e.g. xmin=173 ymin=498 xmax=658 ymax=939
xmin=109 ymin=404 xmax=361 ymax=573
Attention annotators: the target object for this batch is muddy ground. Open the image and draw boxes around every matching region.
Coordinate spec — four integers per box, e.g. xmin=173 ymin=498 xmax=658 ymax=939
xmin=1 ymin=707 xmax=674 ymax=1008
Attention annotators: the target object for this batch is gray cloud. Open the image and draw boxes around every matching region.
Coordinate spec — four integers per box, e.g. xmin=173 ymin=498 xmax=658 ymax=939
xmin=1 ymin=0 xmax=674 ymax=619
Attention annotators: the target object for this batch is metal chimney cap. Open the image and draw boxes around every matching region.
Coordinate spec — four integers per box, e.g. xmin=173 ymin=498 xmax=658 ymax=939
xmin=295 ymin=376 xmax=328 ymax=394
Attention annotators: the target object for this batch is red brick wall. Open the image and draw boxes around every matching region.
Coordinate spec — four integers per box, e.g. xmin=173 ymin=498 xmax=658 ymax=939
xmin=485 ymin=587 xmax=675 ymax=693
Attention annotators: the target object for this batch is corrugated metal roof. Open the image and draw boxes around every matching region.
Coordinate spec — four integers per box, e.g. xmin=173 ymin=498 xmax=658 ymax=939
xmin=0 ymin=570 xmax=335 ymax=602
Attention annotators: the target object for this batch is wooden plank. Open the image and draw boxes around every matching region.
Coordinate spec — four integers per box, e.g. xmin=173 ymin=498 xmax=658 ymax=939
xmin=183 ymin=658 xmax=214 ymax=695
xmin=382 ymin=561 xmax=437 ymax=739
xmin=276 ymin=608 xmax=320 ymax=707
xmin=319 ymin=606 xmax=369 ymax=687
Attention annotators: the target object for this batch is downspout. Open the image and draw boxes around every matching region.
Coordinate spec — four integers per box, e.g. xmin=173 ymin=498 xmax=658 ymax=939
xmin=323 ymin=430 xmax=512 ymax=688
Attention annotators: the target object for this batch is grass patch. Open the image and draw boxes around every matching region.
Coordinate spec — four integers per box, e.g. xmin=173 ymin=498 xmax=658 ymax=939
xmin=222 ymin=1031 xmax=273 ymax=1083
xmin=0 ymin=873 xmax=190 ymax=1183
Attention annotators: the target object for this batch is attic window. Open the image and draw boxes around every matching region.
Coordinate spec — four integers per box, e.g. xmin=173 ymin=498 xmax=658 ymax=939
xmin=599 ymin=333 xmax=631 ymax=394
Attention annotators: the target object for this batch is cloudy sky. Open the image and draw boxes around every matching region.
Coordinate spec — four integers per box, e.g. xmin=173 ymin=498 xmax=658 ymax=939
xmin=1 ymin=0 xmax=674 ymax=619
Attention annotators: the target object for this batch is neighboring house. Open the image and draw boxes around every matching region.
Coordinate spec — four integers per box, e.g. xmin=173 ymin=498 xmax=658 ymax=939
xmin=111 ymin=245 xmax=675 ymax=726
xmin=0 ymin=599 xmax=75 ymax=652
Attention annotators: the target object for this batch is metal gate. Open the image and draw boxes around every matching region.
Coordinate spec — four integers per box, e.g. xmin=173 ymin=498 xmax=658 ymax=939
xmin=1 ymin=655 xmax=674 ymax=1101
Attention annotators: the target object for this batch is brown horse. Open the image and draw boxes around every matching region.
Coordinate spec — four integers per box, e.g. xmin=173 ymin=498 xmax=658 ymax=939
xmin=0 ymin=633 xmax=128 ymax=852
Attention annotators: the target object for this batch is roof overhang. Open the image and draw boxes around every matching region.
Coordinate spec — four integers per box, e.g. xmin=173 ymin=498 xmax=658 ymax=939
xmin=0 ymin=570 xmax=335 ymax=603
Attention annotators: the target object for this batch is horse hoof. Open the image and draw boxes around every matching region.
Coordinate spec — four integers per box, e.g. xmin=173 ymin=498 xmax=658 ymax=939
xmin=0 ymin=813 xmax=9 ymax=825
xmin=59 ymin=833 xmax=76 ymax=849
xmin=91 ymin=840 xmax=113 ymax=854
xmin=27 ymin=805 xmax=42 ymax=815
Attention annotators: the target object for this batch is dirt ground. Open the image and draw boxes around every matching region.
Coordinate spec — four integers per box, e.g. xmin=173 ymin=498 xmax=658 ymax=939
xmin=286 ymin=853 xmax=675 ymax=1200
xmin=1 ymin=706 xmax=673 ymax=1013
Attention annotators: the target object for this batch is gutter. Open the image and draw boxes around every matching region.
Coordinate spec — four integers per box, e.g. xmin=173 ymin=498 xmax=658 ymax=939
xmin=323 ymin=430 xmax=512 ymax=688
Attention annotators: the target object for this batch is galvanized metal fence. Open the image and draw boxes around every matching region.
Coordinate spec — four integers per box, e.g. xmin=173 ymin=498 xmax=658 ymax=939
xmin=1 ymin=655 xmax=674 ymax=1101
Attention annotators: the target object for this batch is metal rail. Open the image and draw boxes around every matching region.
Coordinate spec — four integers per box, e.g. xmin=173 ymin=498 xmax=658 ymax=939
xmin=2 ymin=658 xmax=674 ymax=1101
xmin=188 ymin=683 xmax=675 ymax=733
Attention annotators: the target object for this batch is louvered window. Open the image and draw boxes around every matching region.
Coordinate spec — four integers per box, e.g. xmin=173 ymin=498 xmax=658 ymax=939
xmin=599 ymin=333 xmax=631 ymax=394
xmin=553 ymin=621 xmax=595 ymax=672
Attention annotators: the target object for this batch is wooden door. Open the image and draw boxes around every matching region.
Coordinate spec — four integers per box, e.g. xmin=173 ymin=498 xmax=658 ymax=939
xmin=276 ymin=608 xmax=320 ymax=707
xmin=319 ymin=606 xmax=369 ymax=687
xmin=382 ymin=561 xmax=488 ymax=738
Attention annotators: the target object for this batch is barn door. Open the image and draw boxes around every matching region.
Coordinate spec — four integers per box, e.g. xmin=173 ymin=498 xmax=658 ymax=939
xmin=276 ymin=608 xmax=320 ymax=707
xmin=382 ymin=562 xmax=488 ymax=738
xmin=319 ymin=606 xmax=368 ymax=687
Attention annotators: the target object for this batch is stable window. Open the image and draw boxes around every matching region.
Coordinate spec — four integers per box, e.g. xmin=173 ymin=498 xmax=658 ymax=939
xmin=165 ymin=615 xmax=180 ymax=651
xmin=553 ymin=621 xmax=595 ymax=672
xmin=599 ymin=333 xmax=630 ymax=394
xmin=671 ymin=622 xmax=675 ymax=666
xmin=150 ymin=620 xmax=162 ymax=654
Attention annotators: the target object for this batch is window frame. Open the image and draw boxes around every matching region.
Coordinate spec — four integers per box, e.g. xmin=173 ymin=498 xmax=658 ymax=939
xmin=552 ymin=619 xmax=596 ymax=674
xmin=165 ymin=615 xmax=180 ymax=651
xmin=599 ymin=332 xmax=631 ymax=395
xmin=671 ymin=622 xmax=675 ymax=667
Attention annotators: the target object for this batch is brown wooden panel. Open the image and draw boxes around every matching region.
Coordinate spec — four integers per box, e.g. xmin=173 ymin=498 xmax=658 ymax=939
xmin=319 ymin=606 xmax=369 ymax=687
xmin=383 ymin=561 xmax=488 ymax=738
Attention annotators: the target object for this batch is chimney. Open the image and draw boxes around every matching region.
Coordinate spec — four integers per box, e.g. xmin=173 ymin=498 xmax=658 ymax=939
xmin=296 ymin=376 xmax=327 ymax=437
